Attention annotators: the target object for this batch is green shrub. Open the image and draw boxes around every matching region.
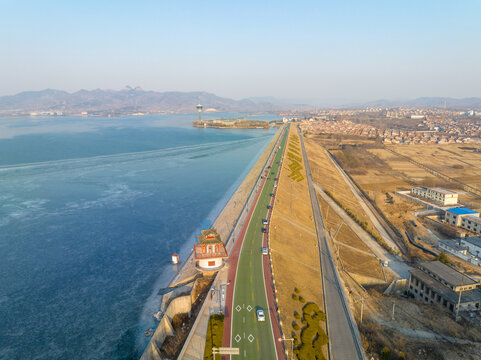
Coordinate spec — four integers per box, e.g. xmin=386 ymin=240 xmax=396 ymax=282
xmin=294 ymin=287 xmax=300 ymax=294
xmin=292 ymin=294 xmax=298 ymax=300
xmin=295 ymin=302 xmax=328 ymax=360
xmin=380 ymin=346 xmax=391 ymax=360
xmin=436 ymin=251 xmax=450 ymax=265
xmin=203 ymin=314 xmax=224 ymax=360
xmin=294 ymin=311 xmax=301 ymax=319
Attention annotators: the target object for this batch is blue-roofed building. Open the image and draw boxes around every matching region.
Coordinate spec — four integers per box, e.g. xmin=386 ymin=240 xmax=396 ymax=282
xmin=445 ymin=207 xmax=480 ymax=227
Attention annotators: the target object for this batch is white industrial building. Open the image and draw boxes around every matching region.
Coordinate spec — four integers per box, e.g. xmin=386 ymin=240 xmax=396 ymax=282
xmin=460 ymin=216 xmax=481 ymax=235
xmin=439 ymin=239 xmax=481 ymax=267
xmin=411 ymin=186 xmax=458 ymax=205
xmin=460 ymin=237 xmax=481 ymax=259
xmin=445 ymin=207 xmax=479 ymax=226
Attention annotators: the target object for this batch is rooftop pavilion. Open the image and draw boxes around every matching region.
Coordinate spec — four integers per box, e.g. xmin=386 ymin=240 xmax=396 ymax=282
xmin=193 ymin=229 xmax=228 ymax=271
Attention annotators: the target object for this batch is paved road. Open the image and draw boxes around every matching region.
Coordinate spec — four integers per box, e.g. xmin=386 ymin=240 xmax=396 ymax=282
xmin=298 ymin=126 xmax=366 ymax=360
xmin=223 ymin=127 xmax=288 ymax=360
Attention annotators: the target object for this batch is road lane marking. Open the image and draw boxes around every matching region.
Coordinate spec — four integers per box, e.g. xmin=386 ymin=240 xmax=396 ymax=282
xmin=236 ymin=305 xmax=242 ymax=312
xmin=248 ymin=334 xmax=255 ymax=343
xmin=246 ymin=305 xmax=252 ymax=312
xmin=235 ymin=334 xmax=241 ymax=343
xmin=251 ymin=292 xmax=254 ymax=301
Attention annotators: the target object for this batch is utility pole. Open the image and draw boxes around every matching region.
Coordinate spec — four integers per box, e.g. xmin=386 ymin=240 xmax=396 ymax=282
xmin=456 ymin=277 xmax=464 ymax=321
xmin=360 ymin=300 xmax=364 ymax=324
xmin=392 ymin=301 xmax=396 ymax=320
xmin=353 ymin=297 xmax=365 ymax=324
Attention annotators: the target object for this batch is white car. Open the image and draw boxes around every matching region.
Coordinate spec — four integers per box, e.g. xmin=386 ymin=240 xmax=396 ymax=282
xmin=262 ymin=247 xmax=268 ymax=255
xmin=256 ymin=309 xmax=265 ymax=322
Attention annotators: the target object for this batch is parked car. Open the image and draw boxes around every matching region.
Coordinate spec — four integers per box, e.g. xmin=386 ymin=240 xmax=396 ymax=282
xmin=262 ymin=219 xmax=268 ymax=225
xmin=261 ymin=227 xmax=267 ymax=233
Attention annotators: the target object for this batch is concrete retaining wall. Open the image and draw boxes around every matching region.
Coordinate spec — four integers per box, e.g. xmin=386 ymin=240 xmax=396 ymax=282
xmin=141 ymin=294 xmax=192 ymax=360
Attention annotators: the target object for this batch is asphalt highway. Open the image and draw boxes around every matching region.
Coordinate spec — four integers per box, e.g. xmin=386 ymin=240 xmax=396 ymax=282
xmin=298 ymin=126 xmax=366 ymax=360
xmin=223 ymin=126 xmax=288 ymax=360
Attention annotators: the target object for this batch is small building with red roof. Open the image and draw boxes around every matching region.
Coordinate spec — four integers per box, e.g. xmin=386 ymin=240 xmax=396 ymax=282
xmin=194 ymin=228 xmax=228 ymax=271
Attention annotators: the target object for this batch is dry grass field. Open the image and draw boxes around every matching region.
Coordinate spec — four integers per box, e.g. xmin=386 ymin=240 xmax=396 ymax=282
xmin=307 ymin=138 xmax=481 ymax=260
xmin=269 ymin=126 xmax=326 ymax=358
xmin=305 ymin=136 xmax=446 ymax=259
xmin=304 ymin=138 xmax=382 ymax=240
xmin=317 ymin=195 xmax=384 ymax=281
xmin=302 ymin=137 xmax=385 ymax=280
xmin=388 ymin=144 xmax=481 ymax=209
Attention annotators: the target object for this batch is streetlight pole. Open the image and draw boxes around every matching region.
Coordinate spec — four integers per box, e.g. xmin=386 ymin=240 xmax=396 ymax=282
xmin=278 ymin=337 xmax=294 ymax=360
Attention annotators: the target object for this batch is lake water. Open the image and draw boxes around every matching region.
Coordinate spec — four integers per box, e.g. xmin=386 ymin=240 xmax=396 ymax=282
xmin=0 ymin=114 xmax=278 ymax=359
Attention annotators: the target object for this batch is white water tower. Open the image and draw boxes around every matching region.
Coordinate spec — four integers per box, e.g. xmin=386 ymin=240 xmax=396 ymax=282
xmin=196 ymin=104 xmax=203 ymax=122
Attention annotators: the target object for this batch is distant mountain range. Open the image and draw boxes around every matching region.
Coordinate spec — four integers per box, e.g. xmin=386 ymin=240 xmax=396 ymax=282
xmin=0 ymin=87 xmax=480 ymax=116
xmin=0 ymin=87 xmax=308 ymax=115
xmin=361 ymin=97 xmax=481 ymax=110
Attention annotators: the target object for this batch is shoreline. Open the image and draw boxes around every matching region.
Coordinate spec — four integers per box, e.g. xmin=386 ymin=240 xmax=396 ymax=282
xmin=168 ymin=128 xmax=282 ymax=287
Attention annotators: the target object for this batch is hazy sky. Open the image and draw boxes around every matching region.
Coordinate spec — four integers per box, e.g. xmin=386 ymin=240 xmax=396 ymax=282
xmin=1 ymin=0 xmax=480 ymax=104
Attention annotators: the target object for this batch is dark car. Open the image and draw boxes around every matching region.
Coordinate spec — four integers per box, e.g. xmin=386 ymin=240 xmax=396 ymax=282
xmin=261 ymin=227 xmax=267 ymax=233
xmin=267 ymin=205 xmax=272 ymax=209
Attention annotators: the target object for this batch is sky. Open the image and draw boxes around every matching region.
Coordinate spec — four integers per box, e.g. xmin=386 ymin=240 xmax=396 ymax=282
xmin=1 ymin=0 xmax=480 ymax=105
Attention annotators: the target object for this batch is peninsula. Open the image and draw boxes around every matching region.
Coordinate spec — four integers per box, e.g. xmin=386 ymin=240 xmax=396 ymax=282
xmin=192 ymin=118 xmax=269 ymax=129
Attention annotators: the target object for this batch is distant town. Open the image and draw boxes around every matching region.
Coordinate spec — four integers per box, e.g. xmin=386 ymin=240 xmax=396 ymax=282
xmin=298 ymin=107 xmax=481 ymax=145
